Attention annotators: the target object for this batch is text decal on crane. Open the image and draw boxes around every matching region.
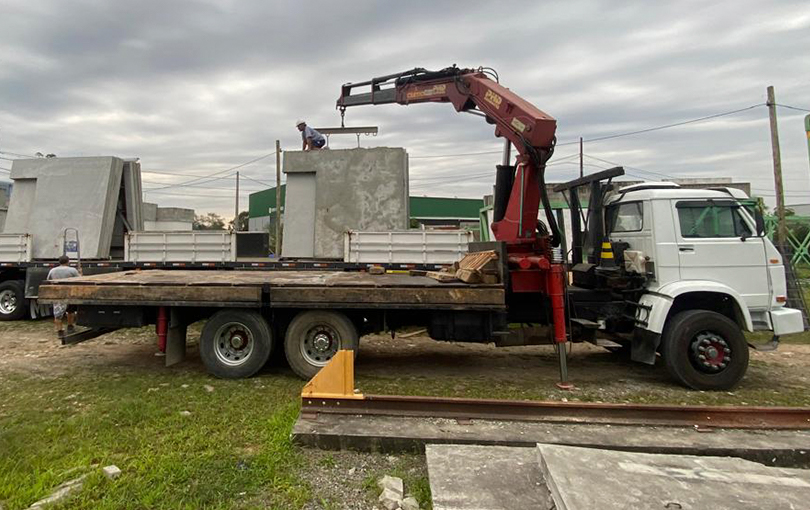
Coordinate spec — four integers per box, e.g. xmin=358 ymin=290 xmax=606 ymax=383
xmin=511 ymin=117 xmax=527 ymax=133
xmin=406 ymin=84 xmax=447 ymax=101
xmin=484 ymin=90 xmax=503 ymax=109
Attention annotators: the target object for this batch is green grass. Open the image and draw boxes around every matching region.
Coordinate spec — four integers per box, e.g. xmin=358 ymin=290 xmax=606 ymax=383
xmin=0 ymin=369 xmax=309 ymax=509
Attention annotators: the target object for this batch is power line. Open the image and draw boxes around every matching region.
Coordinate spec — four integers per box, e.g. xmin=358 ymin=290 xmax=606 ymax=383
xmin=583 ymin=154 xmax=676 ymax=180
xmin=776 ymin=103 xmax=810 ymax=113
xmin=558 ymin=103 xmax=765 ymax=146
xmin=147 ymin=151 xmax=276 ymax=191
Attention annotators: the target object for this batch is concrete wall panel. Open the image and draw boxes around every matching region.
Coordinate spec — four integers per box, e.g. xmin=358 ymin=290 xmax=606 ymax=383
xmin=281 ymin=172 xmax=316 ymax=258
xmin=6 ymin=157 xmax=124 ymax=259
xmin=282 ymin=148 xmax=409 ymax=259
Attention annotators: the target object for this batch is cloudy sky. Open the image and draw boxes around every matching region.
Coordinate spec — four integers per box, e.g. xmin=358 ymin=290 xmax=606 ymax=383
xmin=1 ymin=0 xmax=809 ymax=219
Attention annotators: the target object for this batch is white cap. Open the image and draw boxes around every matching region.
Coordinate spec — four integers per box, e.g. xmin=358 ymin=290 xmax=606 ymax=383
xmin=295 ymin=119 xmax=306 ymax=126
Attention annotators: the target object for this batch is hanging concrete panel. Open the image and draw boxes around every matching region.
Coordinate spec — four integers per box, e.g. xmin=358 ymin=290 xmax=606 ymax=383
xmin=282 ymin=148 xmax=409 ymax=259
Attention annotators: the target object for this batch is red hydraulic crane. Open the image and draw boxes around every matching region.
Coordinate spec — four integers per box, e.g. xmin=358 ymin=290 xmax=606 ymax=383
xmin=337 ymin=66 xmax=570 ymax=384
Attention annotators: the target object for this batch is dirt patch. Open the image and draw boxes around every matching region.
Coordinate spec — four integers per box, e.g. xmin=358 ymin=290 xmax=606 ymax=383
xmin=1 ymin=320 xmax=809 ymax=403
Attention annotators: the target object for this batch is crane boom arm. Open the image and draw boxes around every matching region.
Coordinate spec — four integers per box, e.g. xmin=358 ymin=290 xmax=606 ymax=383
xmin=336 ymin=66 xmax=561 ymax=246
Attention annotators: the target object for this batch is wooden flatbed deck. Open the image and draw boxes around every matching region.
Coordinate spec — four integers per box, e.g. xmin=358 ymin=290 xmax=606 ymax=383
xmin=39 ymin=270 xmax=506 ymax=310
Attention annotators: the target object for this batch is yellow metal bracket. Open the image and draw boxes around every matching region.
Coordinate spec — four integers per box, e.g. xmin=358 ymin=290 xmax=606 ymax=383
xmin=301 ymin=349 xmax=364 ymax=400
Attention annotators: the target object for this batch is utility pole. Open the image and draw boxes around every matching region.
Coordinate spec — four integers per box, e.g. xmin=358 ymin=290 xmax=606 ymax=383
xmin=275 ymin=140 xmax=282 ymax=256
xmin=579 ymin=137 xmax=584 ymax=178
xmin=805 ymin=114 xmax=810 ymax=172
xmin=767 ymin=86 xmax=788 ymax=247
xmin=234 ymin=171 xmax=240 ymax=231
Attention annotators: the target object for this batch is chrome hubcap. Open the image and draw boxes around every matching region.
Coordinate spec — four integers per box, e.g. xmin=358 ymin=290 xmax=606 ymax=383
xmin=214 ymin=322 xmax=254 ymax=367
xmin=0 ymin=289 xmax=17 ymax=314
xmin=301 ymin=325 xmax=340 ymax=366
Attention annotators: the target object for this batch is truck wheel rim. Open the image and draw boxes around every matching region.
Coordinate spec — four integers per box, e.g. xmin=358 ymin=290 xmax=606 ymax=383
xmin=301 ymin=324 xmax=340 ymax=367
xmin=690 ymin=331 xmax=731 ymax=373
xmin=213 ymin=322 xmax=254 ymax=367
xmin=0 ymin=290 xmax=17 ymax=314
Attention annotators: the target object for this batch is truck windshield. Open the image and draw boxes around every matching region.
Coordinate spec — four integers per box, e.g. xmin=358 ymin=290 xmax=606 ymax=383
xmin=607 ymin=202 xmax=643 ymax=233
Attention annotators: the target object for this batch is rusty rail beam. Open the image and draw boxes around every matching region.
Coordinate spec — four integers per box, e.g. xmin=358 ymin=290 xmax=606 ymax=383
xmin=301 ymin=394 xmax=810 ymax=430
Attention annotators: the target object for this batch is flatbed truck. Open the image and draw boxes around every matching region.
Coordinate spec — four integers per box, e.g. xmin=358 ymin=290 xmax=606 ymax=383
xmin=37 ymin=66 xmax=806 ymax=390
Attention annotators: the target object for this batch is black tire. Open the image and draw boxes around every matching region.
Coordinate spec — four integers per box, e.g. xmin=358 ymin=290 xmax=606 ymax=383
xmin=284 ymin=310 xmax=358 ymax=380
xmin=199 ymin=309 xmax=273 ymax=379
xmin=0 ymin=280 xmax=27 ymax=321
xmin=662 ymin=310 xmax=749 ymax=390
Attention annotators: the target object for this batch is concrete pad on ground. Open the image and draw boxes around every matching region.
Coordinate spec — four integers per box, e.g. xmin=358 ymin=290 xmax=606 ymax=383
xmin=426 ymin=444 xmax=552 ymax=510
xmin=292 ymin=414 xmax=810 ymax=467
xmin=537 ymin=444 xmax=810 ymax=510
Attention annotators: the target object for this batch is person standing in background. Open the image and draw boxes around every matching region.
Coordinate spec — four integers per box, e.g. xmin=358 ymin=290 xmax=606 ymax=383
xmin=47 ymin=255 xmax=80 ymax=338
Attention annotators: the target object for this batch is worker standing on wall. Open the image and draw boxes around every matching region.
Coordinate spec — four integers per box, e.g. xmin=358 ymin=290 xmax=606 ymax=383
xmin=47 ymin=255 xmax=80 ymax=338
xmin=296 ymin=120 xmax=326 ymax=150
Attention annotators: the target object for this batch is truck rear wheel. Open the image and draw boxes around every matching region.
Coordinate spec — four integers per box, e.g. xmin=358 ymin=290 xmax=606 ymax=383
xmin=0 ymin=280 xmax=27 ymax=321
xmin=662 ymin=310 xmax=749 ymax=390
xmin=199 ymin=310 xmax=273 ymax=379
xmin=284 ymin=310 xmax=358 ymax=380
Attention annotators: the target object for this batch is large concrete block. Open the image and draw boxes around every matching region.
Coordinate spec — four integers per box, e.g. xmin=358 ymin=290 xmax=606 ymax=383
xmin=142 ymin=202 xmax=158 ymax=222
xmin=426 ymin=444 xmax=551 ymax=510
xmin=156 ymin=207 xmax=195 ymax=222
xmin=281 ymin=148 xmax=409 ymax=259
xmin=537 ymin=444 xmax=810 ymax=510
xmin=5 ymin=157 xmax=125 ymax=259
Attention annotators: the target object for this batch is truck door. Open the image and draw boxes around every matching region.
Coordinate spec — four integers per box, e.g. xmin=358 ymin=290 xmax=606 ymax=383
xmin=673 ymin=199 xmax=769 ymax=309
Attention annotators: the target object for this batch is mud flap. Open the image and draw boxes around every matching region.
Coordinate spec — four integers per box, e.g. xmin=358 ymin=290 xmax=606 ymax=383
xmin=631 ymin=327 xmax=661 ymax=365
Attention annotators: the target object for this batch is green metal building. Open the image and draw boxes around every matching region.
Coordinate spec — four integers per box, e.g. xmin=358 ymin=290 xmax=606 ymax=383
xmin=248 ymin=186 xmax=484 ymax=232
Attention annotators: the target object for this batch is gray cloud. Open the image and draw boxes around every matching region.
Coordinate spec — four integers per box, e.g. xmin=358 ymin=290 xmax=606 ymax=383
xmin=1 ymin=0 xmax=809 ymax=216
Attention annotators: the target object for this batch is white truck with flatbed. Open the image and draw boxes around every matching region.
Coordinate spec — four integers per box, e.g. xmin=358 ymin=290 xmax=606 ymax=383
xmin=38 ymin=173 xmax=805 ymax=391
xmin=37 ymin=65 xmax=807 ymax=391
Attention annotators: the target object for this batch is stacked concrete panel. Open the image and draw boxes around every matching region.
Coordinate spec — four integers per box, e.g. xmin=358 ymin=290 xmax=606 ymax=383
xmin=143 ymin=203 xmax=195 ymax=231
xmin=281 ymin=148 xmax=409 ymax=259
xmin=122 ymin=160 xmax=144 ymax=231
xmin=5 ymin=157 xmax=125 ymax=259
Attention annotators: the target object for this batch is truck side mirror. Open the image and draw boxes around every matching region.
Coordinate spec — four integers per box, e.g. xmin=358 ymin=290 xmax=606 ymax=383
xmin=755 ymin=209 xmax=766 ymax=237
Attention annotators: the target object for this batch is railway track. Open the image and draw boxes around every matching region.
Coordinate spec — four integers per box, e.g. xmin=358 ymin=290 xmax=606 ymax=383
xmin=301 ymin=394 xmax=810 ymax=430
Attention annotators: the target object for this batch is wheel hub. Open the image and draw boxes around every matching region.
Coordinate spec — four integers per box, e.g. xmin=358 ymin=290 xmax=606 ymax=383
xmin=301 ymin=325 xmax=340 ymax=366
xmin=692 ymin=332 xmax=731 ymax=372
xmin=312 ymin=333 xmax=332 ymax=352
xmin=213 ymin=323 xmax=254 ymax=367
xmin=229 ymin=333 xmax=247 ymax=350
xmin=0 ymin=289 xmax=17 ymax=314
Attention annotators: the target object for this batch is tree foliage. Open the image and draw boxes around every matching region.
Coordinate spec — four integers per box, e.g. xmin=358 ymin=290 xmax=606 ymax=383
xmin=193 ymin=212 xmax=226 ymax=230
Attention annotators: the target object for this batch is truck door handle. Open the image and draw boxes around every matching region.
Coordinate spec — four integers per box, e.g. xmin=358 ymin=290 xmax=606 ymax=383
xmin=678 ymin=245 xmax=694 ymax=252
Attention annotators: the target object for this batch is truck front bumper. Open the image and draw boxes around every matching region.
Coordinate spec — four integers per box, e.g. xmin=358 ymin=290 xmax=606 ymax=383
xmin=770 ymin=307 xmax=805 ymax=336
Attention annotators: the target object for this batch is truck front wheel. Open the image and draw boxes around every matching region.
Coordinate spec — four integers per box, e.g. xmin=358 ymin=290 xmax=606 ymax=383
xmin=0 ymin=280 xmax=27 ymax=321
xmin=284 ymin=310 xmax=358 ymax=380
xmin=662 ymin=310 xmax=749 ymax=390
xmin=199 ymin=310 xmax=273 ymax=379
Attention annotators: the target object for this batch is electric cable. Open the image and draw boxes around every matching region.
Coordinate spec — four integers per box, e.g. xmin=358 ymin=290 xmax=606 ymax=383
xmin=557 ymin=103 xmax=765 ymax=146
xmin=775 ymin=103 xmax=810 ymax=113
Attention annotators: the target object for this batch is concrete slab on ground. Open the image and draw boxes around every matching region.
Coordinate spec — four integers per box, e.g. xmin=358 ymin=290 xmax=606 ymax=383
xmin=538 ymin=443 xmax=810 ymax=510
xmin=426 ymin=444 xmax=552 ymax=510
xmin=292 ymin=414 xmax=810 ymax=467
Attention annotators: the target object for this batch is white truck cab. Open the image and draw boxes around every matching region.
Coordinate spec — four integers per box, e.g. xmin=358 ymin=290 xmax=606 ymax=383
xmin=602 ymin=182 xmax=804 ymax=389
